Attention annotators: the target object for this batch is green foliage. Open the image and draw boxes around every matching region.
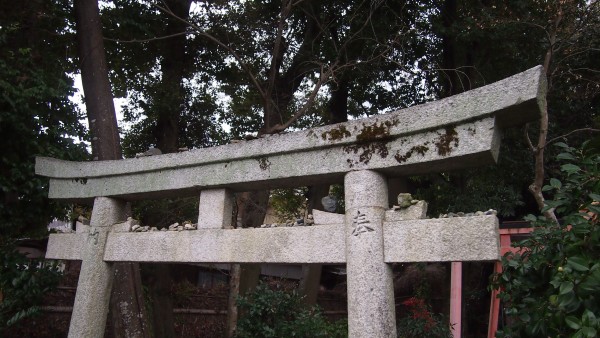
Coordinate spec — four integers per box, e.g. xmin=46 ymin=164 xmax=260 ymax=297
xmin=269 ymin=188 xmax=308 ymax=222
xmin=0 ymin=0 xmax=88 ymax=238
xmin=235 ymin=282 xmax=347 ymax=338
xmin=397 ymin=297 xmax=453 ymax=338
xmin=0 ymin=3 xmax=83 ymax=330
xmin=493 ymin=142 xmax=600 ymax=337
xmin=0 ymin=241 xmax=62 ymax=332
xmin=416 ymin=0 xmax=599 ymax=220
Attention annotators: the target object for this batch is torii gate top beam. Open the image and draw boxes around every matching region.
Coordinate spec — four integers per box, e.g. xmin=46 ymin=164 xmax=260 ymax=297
xmin=36 ymin=66 xmax=545 ymax=202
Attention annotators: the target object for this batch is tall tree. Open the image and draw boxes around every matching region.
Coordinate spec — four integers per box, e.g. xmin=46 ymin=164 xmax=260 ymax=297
xmin=74 ymin=1 xmax=149 ymax=337
xmin=0 ymin=0 xmax=87 ymax=329
xmin=145 ymin=1 xmax=193 ymax=336
xmin=75 ymin=0 xmax=121 ymax=161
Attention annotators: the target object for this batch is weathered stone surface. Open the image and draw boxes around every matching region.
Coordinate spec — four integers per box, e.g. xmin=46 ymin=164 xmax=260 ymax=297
xmin=38 ymin=118 xmax=500 ymax=201
xmin=344 ymin=170 xmax=396 ymax=338
xmin=68 ymin=197 xmax=127 ymax=338
xmin=384 ymin=215 xmax=500 ymax=262
xmin=48 ymin=215 xmax=500 ymax=264
xmin=103 ymin=225 xmax=346 ymax=264
xmin=385 ymin=200 xmax=428 ymax=221
xmin=35 ymin=66 xmax=544 ymax=202
xmin=396 ymin=193 xmax=415 ymax=208
xmin=321 ymin=195 xmax=338 ymax=212
xmin=75 ymin=221 xmax=88 ymax=233
xmin=312 ymin=209 xmax=344 ymax=225
xmin=112 ymin=217 xmax=139 ymax=232
xmin=46 ymin=233 xmax=84 ymax=260
xmin=198 ymin=189 xmax=234 ymax=229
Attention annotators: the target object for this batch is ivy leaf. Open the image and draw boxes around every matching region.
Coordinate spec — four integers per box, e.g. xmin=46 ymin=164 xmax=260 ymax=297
xmin=566 ymin=316 xmax=582 ymax=330
xmin=589 ymin=193 xmax=600 ymax=202
xmin=568 ymin=256 xmax=589 ymax=272
xmin=519 ymin=313 xmax=531 ymax=322
xmin=581 ymin=327 xmax=597 ymax=338
xmin=557 ymin=152 xmax=576 ymax=160
xmin=550 ymin=178 xmax=562 ymax=189
xmin=561 ymin=163 xmax=581 ymax=174
xmin=582 ymin=310 xmax=596 ymax=327
xmin=542 ymin=185 xmax=554 ymax=191
xmin=560 ymin=281 xmax=574 ymax=295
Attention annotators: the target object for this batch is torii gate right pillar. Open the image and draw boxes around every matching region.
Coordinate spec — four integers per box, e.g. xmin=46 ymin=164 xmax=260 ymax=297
xmin=345 ymin=170 xmax=396 ymax=337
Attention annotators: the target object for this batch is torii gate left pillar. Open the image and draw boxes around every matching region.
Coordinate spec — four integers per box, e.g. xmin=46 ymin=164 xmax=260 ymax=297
xmin=68 ymin=197 xmax=126 ymax=338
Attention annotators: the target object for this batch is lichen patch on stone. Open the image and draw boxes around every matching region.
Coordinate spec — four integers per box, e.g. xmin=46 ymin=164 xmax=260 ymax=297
xmin=344 ymin=141 xmax=390 ymax=167
xmin=355 ymin=119 xmax=398 ymax=143
xmin=394 ymin=143 xmax=430 ymax=163
xmin=321 ymin=125 xmax=351 ymax=141
xmin=343 ymin=119 xmax=399 ymax=167
xmin=435 ymin=126 xmax=459 ymax=156
xmin=257 ymin=157 xmax=271 ymax=170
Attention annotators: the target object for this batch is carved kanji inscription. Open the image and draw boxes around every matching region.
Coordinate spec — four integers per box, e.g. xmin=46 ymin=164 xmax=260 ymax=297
xmin=351 ymin=210 xmax=374 ymax=236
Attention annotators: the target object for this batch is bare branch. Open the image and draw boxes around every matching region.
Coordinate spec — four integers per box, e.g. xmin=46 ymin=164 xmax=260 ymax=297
xmin=265 ymin=0 xmax=294 ymax=128
xmin=529 ymin=4 xmax=564 ymax=225
xmin=104 ymin=31 xmax=188 ymax=44
xmin=523 ymin=124 xmax=536 ymax=153
xmin=268 ymin=62 xmax=338 ymax=133
xmin=546 ymin=128 xmax=600 ymax=146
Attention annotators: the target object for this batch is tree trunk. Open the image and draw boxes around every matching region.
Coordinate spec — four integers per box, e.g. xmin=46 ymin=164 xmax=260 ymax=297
xmin=328 ymin=80 xmax=349 ymax=124
xmin=109 ymin=263 xmax=150 ymax=338
xmin=145 ymin=264 xmax=175 ymax=338
xmin=225 ymin=263 xmax=241 ymax=338
xmin=225 ymin=191 xmax=269 ymax=337
xmin=74 ymin=1 xmax=149 ymax=337
xmin=298 ymin=185 xmax=329 ymax=305
xmin=439 ymin=0 xmax=459 ymax=97
xmin=154 ymin=0 xmax=192 ymax=153
xmin=143 ymin=2 xmax=193 ymax=336
xmin=74 ymin=0 xmax=121 ymax=161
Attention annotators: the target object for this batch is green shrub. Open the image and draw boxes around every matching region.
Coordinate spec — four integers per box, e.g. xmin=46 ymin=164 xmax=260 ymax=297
xmin=235 ymin=282 xmax=347 ymax=338
xmin=0 ymin=241 xmax=62 ymax=331
xmin=493 ymin=142 xmax=600 ymax=337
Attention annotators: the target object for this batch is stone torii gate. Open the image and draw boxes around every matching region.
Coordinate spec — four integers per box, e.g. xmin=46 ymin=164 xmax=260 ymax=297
xmin=37 ymin=66 xmax=546 ymax=337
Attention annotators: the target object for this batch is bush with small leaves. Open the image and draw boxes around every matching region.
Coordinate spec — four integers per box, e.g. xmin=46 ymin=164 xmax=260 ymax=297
xmin=0 ymin=241 xmax=62 ymax=332
xmin=493 ymin=142 xmax=600 ymax=337
xmin=235 ymin=282 xmax=347 ymax=338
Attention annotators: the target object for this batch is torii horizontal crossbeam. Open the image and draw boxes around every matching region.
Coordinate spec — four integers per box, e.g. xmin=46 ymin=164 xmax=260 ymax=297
xmin=35 ymin=66 xmax=545 ymax=202
xmin=46 ymin=215 xmax=499 ymax=264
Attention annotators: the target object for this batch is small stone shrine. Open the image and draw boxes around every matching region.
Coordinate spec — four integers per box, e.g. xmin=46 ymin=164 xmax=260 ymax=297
xmin=37 ymin=66 xmax=546 ymax=337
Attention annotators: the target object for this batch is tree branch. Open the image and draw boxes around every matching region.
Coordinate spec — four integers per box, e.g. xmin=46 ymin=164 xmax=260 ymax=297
xmin=154 ymin=3 xmax=267 ymax=102
xmin=529 ymin=5 xmax=564 ymax=225
xmin=523 ymin=124 xmax=536 ymax=153
xmin=546 ymin=128 xmax=600 ymax=146
xmin=104 ymin=31 xmax=188 ymax=44
xmin=267 ymin=62 xmax=337 ymax=133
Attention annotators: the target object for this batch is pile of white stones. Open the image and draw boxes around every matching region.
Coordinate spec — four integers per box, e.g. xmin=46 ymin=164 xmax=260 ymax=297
xmin=438 ymin=209 xmax=497 ymax=218
xmin=125 ymin=218 xmax=198 ymax=232
xmin=260 ymin=214 xmax=314 ymax=228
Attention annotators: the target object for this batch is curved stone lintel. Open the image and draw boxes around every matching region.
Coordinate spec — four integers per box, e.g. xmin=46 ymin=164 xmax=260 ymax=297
xmin=35 ymin=66 xmax=544 ymax=202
